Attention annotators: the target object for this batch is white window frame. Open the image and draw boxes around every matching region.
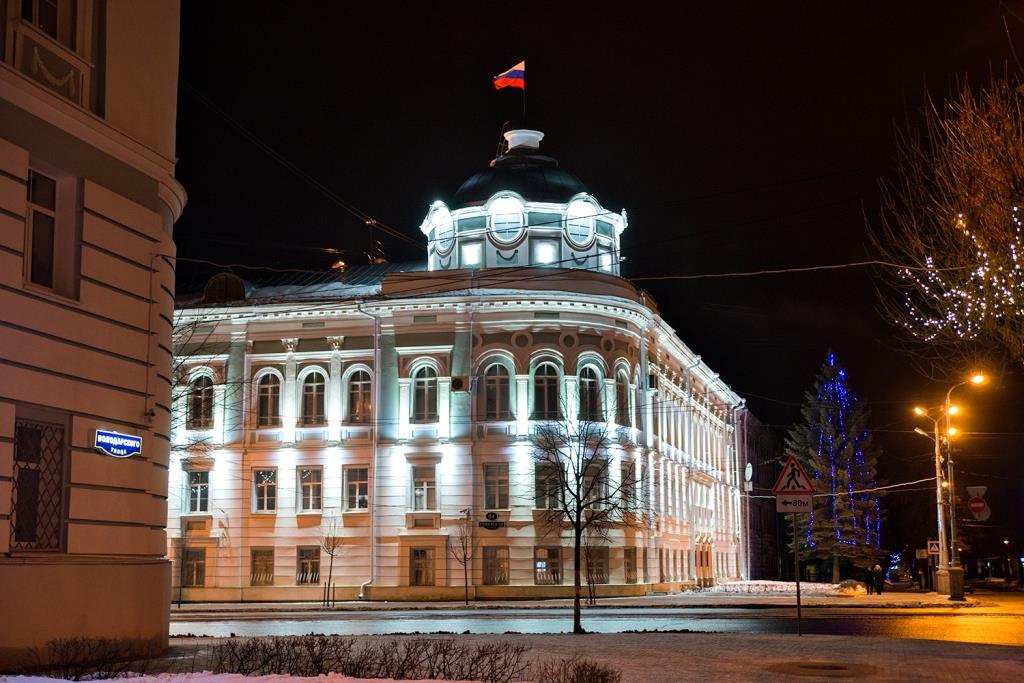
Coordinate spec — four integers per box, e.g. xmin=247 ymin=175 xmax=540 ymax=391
xmin=346 ymin=368 xmax=372 ymax=424
xmin=484 ymin=462 xmax=509 ymax=510
xmin=254 ymin=370 xmax=282 ymax=427
xmin=483 ymin=363 xmax=511 ymax=420
xmin=300 ymin=369 xmax=327 ymax=426
xmin=411 ymin=366 xmax=438 ymax=423
xmin=345 ymin=466 xmax=369 ymax=510
xmin=566 ymin=199 xmax=596 ymax=247
xmin=578 ymin=365 xmax=603 ymax=421
xmin=298 ymin=467 xmax=322 ymax=513
xmin=187 ymin=374 xmax=215 ymax=430
xmin=533 ymin=362 xmax=560 ymax=420
xmin=253 ymin=468 xmax=277 ymax=513
xmin=186 ymin=470 xmax=209 ymax=514
xmin=411 ymin=464 xmax=437 ymax=511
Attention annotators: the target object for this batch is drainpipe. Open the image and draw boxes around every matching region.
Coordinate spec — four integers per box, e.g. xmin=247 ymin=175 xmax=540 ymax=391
xmin=356 ymin=301 xmax=381 ymax=600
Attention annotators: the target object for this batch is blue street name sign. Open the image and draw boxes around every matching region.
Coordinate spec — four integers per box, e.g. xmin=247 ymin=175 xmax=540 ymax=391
xmin=94 ymin=430 xmax=143 ymax=458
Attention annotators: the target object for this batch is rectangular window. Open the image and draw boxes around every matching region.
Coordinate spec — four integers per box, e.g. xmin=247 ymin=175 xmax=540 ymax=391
xmin=585 ymin=546 xmax=610 ymax=584
xmin=253 ymin=469 xmax=277 ymax=512
xmin=345 ymin=466 xmax=369 ymax=510
xmin=250 ymin=548 xmax=274 ymax=585
xmin=534 ymin=546 xmax=562 ymax=585
xmin=27 ymin=169 xmax=56 ymax=288
xmin=11 ymin=416 xmax=66 ymax=550
xmin=620 ymin=461 xmax=636 ymax=509
xmin=21 ymin=0 xmax=78 ymax=49
xmin=411 ymin=465 xmax=436 ymax=511
xmin=296 ymin=546 xmax=320 ymax=585
xmin=535 ymin=463 xmax=561 ymax=510
xmin=298 ymin=467 xmax=322 ymax=512
xmin=483 ymin=463 xmax=509 ymax=509
xmin=583 ymin=463 xmax=608 ymax=510
xmin=624 ymin=547 xmax=638 ymax=584
xmin=24 ymin=167 xmax=79 ymax=298
xmin=187 ymin=470 xmax=209 ymax=513
xmin=410 ymin=547 xmax=435 ymax=586
xmin=182 ymin=548 xmax=206 ymax=587
xmin=483 ymin=546 xmax=510 ymax=585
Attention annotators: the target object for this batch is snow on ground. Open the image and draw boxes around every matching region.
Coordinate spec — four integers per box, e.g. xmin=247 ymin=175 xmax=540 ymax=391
xmin=3 ymin=675 xmax=473 ymax=683
xmin=710 ymin=580 xmax=846 ymax=595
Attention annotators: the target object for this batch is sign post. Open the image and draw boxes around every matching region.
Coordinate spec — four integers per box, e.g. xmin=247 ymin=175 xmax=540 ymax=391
xmin=772 ymin=455 xmax=816 ymax=637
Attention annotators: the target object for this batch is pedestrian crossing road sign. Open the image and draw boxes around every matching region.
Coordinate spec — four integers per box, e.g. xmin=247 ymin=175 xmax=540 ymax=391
xmin=927 ymin=540 xmax=940 ymax=555
xmin=772 ymin=455 xmax=815 ymax=494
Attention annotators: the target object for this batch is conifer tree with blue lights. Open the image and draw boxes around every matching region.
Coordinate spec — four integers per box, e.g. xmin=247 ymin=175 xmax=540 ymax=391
xmin=785 ymin=351 xmax=882 ymax=583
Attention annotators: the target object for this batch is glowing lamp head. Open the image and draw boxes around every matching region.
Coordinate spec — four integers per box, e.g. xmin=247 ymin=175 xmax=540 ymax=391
xmin=913 ymin=406 xmax=926 ymax=416
xmin=948 ymin=405 xmax=960 ymax=415
xmin=970 ymin=374 xmax=986 ymax=385
xmin=947 ymin=426 xmax=958 ymax=437
xmin=941 ymin=480 xmax=950 ymax=488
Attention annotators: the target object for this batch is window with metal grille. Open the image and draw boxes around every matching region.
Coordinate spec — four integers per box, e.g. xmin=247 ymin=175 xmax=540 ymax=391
xmin=299 ymin=468 xmax=322 ymax=512
xmin=296 ymin=546 xmax=320 ymax=584
xmin=256 ymin=373 xmax=280 ymax=426
xmin=483 ymin=546 xmax=510 ymax=585
xmin=411 ymin=465 xmax=436 ymax=510
xmin=11 ymin=418 xmax=65 ymax=550
xmin=187 ymin=471 xmax=209 ymax=513
xmin=586 ymin=546 xmax=610 ymax=584
xmin=347 ymin=370 xmax=372 ymax=423
xmin=412 ymin=366 xmax=438 ymax=423
xmin=182 ymin=548 xmax=205 ymax=587
xmin=301 ymin=371 xmax=326 ymax=426
xmin=345 ymin=467 xmax=369 ymax=510
xmin=624 ymin=547 xmax=638 ymax=584
xmin=533 ymin=364 xmax=560 ymax=419
xmin=188 ymin=375 xmax=214 ymax=429
xmin=250 ymin=548 xmax=274 ymax=585
xmin=483 ymin=364 xmax=511 ymax=420
xmin=578 ymin=366 xmax=602 ymax=421
xmin=484 ymin=463 xmax=509 ymax=510
xmin=534 ymin=463 xmax=561 ymax=510
xmin=253 ymin=469 xmax=276 ymax=512
xmin=534 ymin=546 xmax=562 ymax=585
xmin=410 ymin=547 xmax=434 ymax=586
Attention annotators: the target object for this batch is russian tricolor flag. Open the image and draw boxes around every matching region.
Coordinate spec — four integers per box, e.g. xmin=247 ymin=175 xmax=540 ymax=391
xmin=493 ymin=61 xmax=525 ymax=90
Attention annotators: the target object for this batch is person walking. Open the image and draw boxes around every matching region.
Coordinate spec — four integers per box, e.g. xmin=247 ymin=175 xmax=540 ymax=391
xmin=866 ymin=565 xmax=875 ymax=595
xmin=873 ymin=564 xmax=885 ymax=595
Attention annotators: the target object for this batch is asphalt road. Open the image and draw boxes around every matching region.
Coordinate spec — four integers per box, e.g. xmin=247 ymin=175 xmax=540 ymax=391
xmin=170 ymin=591 xmax=1024 ymax=646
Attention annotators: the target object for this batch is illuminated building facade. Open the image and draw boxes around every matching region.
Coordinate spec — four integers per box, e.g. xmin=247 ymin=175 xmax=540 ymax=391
xmin=0 ymin=0 xmax=185 ymax=665
xmin=169 ymin=129 xmax=750 ymax=600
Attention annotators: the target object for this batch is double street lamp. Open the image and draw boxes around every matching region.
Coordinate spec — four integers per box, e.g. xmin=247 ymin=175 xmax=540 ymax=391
xmin=913 ymin=373 xmax=985 ymax=601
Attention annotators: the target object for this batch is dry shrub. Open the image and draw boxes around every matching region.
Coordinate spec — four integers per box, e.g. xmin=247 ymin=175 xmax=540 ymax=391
xmin=533 ymin=654 xmax=622 ymax=683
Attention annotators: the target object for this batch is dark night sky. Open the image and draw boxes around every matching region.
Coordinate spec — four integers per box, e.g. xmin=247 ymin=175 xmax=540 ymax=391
xmin=174 ymin=2 xmax=1024 ymax=554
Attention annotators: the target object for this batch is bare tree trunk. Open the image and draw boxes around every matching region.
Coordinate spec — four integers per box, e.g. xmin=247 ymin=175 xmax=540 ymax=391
xmin=832 ymin=555 xmax=841 ymax=584
xmin=327 ymin=552 xmax=335 ymax=606
xmin=463 ymin=557 xmax=469 ymax=606
xmin=573 ymin=527 xmax=584 ymax=634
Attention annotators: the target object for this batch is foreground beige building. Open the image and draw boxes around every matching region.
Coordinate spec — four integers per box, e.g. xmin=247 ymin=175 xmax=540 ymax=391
xmin=169 ymin=129 xmax=750 ymax=601
xmin=0 ymin=0 xmax=185 ymax=666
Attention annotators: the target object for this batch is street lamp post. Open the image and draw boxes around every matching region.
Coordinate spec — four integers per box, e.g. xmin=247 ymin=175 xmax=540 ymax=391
xmin=913 ymin=373 xmax=985 ymax=601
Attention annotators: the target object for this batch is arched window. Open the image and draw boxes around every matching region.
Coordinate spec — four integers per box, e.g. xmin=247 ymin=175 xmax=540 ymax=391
xmin=579 ymin=366 xmax=603 ymax=421
xmin=490 ymin=196 xmax=524 ymax=242
xmin=256 ymin=373 xmax=281 ymax=427
xmin=188 ymin=375 xmax=214 ymax=429
xmin=483 ymin=364 xmax=511 ymax=420
xmin=533 ymin=363 xmax=560 ymax=420
xmin=348 ymin=370 xmax=372 ymax=424
xmin=301 ymin=371 xmax=326 ymax=426
xmin=615 ymin=371 xmax=630 ymax=426
xmin=566 ymin=200 xmax=594 ymax=247
xmin=412 ymin=366 xmax=438 ymax=423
